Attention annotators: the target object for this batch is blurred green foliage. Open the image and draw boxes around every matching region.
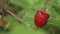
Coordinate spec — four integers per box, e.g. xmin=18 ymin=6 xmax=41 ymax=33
xmin=0 ymin=0 xmax=60 ymax=34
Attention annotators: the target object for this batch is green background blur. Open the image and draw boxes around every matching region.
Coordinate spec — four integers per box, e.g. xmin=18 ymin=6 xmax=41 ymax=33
xmin=0 ymin=0 xmax=60 ymax=34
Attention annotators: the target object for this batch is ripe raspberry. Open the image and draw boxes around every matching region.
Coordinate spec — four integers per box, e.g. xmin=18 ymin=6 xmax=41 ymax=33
xmin=34 ymin=10 xmax=49 ymax=28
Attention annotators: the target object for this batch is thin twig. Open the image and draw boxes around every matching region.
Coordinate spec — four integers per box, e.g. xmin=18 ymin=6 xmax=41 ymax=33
xmin=5 ymin=9 xmax=30 ymax=27
xmin=0 ymin=0 xmax=30 ymax=28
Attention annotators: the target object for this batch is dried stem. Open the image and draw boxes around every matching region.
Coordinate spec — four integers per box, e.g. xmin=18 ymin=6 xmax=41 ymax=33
xmin=5 ymin=0 xmax=9 ymax=5
xmin=5 ymin=9 xmax=30 ymax=27
xmin=0 ymin=0 xmax=30 ymax=28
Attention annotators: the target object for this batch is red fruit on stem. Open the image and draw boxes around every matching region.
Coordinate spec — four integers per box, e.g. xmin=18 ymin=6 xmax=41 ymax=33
xmin=34 ymin=10 xmax=49 ymax=28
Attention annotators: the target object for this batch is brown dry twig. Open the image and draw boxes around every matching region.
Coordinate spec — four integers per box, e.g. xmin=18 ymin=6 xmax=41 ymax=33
xmin=5 ymin=9 xmax=30 ymax=27
xmin=0 ymin=0 xmax=31 ymax=28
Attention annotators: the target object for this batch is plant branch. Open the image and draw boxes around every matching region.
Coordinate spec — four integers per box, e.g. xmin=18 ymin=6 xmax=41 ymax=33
xmin=5 ymin=0 xmax=9 ymax=5
xmin=0 ymin=0 xmax=31 ymax=28
xmin=4 ymin=8 xmax=30 ymax=27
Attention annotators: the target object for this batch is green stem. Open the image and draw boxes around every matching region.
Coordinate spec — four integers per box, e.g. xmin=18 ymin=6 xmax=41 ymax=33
xmin=43 ymin=0 xmax=46 ymax=12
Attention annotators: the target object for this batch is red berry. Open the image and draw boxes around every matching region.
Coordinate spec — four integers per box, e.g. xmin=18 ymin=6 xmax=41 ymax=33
xmin=1 ymin=17 xmax=7 ymax=27
xmin=34 ymin=10 xmax=49 ymax=28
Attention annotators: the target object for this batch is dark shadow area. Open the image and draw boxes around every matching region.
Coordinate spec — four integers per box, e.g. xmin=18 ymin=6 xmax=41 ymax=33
xmin=44 ymin=24 xmax=60 ymax=34
xmin=0 ymin=26 xmax=11 ymax=32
